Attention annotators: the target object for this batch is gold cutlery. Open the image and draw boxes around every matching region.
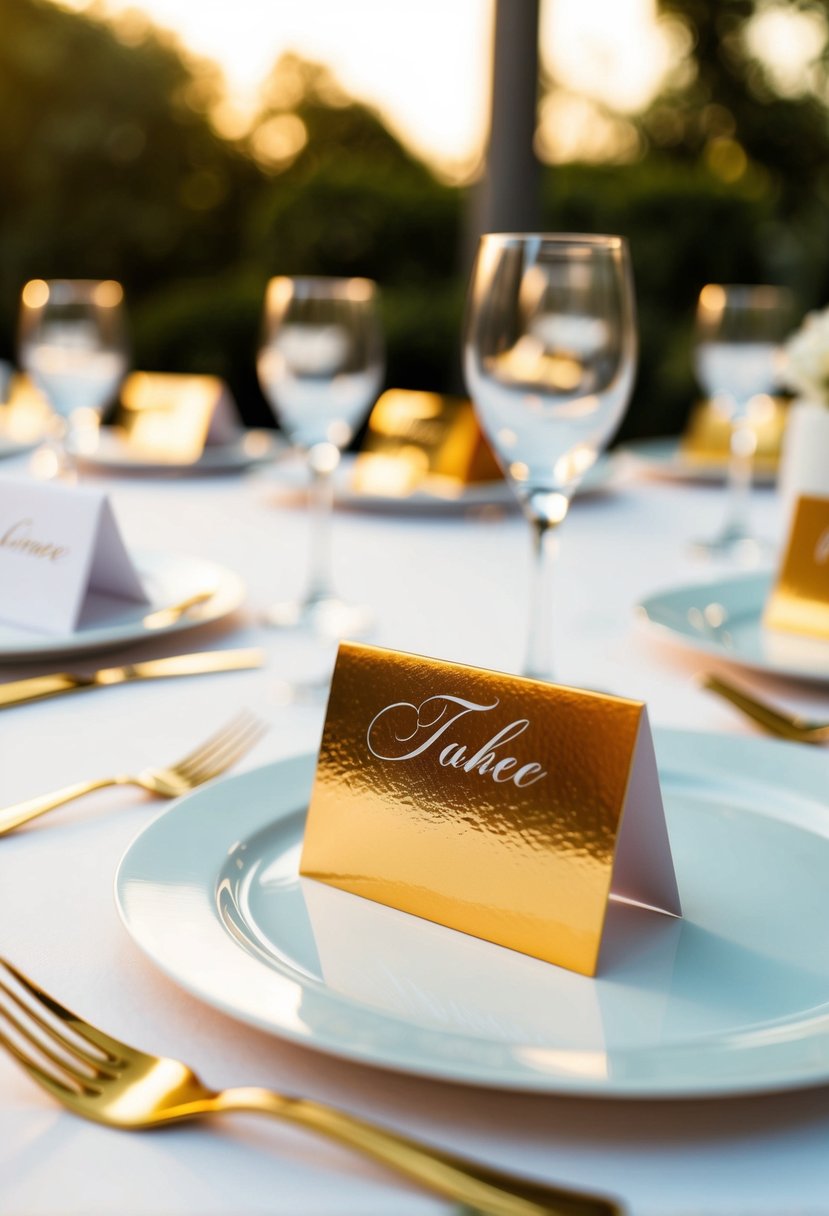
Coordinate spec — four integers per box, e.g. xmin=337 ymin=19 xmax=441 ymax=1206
xmin=141 ymin=589 xmax=217 ymax=630
xmin=0 ymin=957 xmax=621 ymax=1216
xmin=701 ymin=673 xmax=829 ymax=744
xmin=0 ymin=647 xmax=263 ymax=710
xmin=0 ymin=711 xmax=266 ymax=836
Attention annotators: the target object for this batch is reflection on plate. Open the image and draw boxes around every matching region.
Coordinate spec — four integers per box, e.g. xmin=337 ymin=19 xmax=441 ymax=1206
xmin=621 ymin=438 xmax=777 ymax=486
xmin=74 ymin=428 xmax=282 ymax=475
xmin=271 ymin=452 xmax=619 ymax=513
xmin=116 ymin=731 xmax=829 ymax=1097
xmin=638 ymin=572 xmax=829 ymax=684
xmin=0 ymin=551 xmax=245 ymax=662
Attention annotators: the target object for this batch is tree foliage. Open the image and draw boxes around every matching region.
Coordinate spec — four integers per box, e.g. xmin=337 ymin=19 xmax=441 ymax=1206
xmin=0 ymin=0 xmax=257 ymax=341
xmin=4 ymin=0 xmax=829 ymax=437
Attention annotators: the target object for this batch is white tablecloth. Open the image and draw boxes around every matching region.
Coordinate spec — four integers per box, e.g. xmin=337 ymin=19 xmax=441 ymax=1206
xmin=2 ymin=455 xmax=828 ymax=1216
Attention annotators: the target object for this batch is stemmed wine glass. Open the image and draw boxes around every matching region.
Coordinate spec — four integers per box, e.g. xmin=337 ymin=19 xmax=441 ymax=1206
xmin=464 ymin=233 xmax=637 ymax=682
xmin=257 ymin=276 xmax=384 ymax=636
xmin=19 ymin=279 xmax=128 ymax=479
xmin=693 ymin=284 xmax=793 ymax=558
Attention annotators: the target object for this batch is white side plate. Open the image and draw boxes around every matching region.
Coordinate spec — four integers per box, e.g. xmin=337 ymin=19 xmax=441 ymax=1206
xmin=621 ymin=437 xmax=777 ymax=486
xmin=0 ymin=551 xmax=245 ymax=662
xmin=75 ymin=429 xmax=282 ymax=476
xmin=116 ymin=731 xmax=829 ymax=1097
xmin=638 ymin=571 xmax=829 ymax=684
xmin=270 ymin=453 xmax=618 ymax=514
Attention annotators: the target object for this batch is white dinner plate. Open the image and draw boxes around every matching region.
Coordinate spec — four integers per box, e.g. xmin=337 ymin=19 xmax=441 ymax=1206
xmin=638 ymin=571 xmax=829 ymax=684
xmin=620 ymin=437 xmax=778 ymax=486
xmin=116 ymin=731 xmax=829 ymax=1098
xmin=74 ymin=428 xmax=282 ymax=476
xmin=270 ymin=452 xmax=618 ymax=513
xmin=0 ymin=551 xmax=245 ymax=663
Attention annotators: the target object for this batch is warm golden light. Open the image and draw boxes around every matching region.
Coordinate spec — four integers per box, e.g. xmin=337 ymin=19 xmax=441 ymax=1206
xmin=699 ymin=284 xmax=727 ymax=315
xmin=93 ymin=280 xmax=124 ymax=308
xmin=47 ymin=0 xmax=820 ymax=177
xmin=265 ymin=277 xmax=293 ymax=311
xmin=21 ymin=280 xmax=50 ymax=309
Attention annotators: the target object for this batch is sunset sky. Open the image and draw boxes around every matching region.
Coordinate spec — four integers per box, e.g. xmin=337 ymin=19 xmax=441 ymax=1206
xmin=55 ymin=0 xmax=824 ymax=177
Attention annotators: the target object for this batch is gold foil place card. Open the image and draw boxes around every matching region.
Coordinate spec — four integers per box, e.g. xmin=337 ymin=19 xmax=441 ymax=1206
xmin=764 ymin=494 xmax=829 ymax=639
xmin=111 ymin=372 xmax=240 ymax=463
xmin=351 ymin=389 xmax=502 ymax=498
xmin=300 ymin=643 xmax=681 ymax=977
xmin=0 ymin=374 xmax=52 ymax=443
xmin=680 ymin=397 xmax=786 ymax=471
xmin=0 ymin=479 xmax=148 ymax=634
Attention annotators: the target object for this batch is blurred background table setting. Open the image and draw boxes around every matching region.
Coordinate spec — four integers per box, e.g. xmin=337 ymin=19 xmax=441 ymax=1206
xmin=2 ymin=2 xmax=829 ymax=1215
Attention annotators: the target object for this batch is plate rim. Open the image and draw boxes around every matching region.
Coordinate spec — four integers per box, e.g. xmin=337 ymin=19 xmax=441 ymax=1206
xmin=270 ymin=452 xmax=618 ymax=514
xmin=620 ymin=436 xmax=778 ymax=486
xmin=0 ymin=549 xmax=245 ymax=662
xmin=75 ymin=428 xmax=282 ymax=475
xmin=637 ymin=569 xmax=829 ymax=684
xmin=114 ymin=730 xmax=829 ymax=1099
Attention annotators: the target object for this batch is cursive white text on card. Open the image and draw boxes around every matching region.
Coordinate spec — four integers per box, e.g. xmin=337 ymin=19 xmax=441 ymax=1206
xmin=366 ymin=693 xmax=547 ymax=787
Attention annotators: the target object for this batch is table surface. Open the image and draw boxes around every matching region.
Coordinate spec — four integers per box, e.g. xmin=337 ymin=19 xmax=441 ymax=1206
xmin=1 ymin=451 xmax=828 ymax=1216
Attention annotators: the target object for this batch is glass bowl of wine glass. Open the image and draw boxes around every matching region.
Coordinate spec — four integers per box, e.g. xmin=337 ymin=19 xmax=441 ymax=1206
xmin=464 ymin=233 xmax=637 ymax=682
xmin=19 ymin=278 xmax=129 ymax=480
xmin=257 ymin=275 xmax=384 ymax=637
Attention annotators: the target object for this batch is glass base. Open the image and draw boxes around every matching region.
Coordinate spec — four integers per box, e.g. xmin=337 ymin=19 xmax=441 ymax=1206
xmin=262 ymin=595 xmax=373 ymax=640
xmin=692 ymin=525 xmax=772 ymax=564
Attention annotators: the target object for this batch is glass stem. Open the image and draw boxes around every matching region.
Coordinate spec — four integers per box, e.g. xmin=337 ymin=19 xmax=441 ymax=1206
xmin=305 ymin=453 xmax=336 ymax=607
xmin=47 ymin=416 xmax=77 ymax=484
xmin=524 ymin=515 xmax=560 ymax=682
xmin=723 ymin=412 xmax=756 ymax=542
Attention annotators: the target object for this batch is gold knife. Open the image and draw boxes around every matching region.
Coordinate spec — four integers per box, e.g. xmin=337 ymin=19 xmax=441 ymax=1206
xmin=0 ymin=648 xmax=263 ymax=709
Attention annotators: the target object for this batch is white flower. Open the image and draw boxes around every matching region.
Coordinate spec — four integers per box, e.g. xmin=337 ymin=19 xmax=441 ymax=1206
xmin=784 ymin=307 xmax=829 ymax=406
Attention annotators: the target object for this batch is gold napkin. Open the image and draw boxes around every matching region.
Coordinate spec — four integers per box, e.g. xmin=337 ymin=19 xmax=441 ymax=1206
xmin=351 ymin=389 xmax=502 ymax=498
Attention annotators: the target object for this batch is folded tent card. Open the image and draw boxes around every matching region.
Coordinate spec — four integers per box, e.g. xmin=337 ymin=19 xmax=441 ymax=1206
xmin=111 ymin=372 xmax=241 ymax=463
xmin=301 ymin=643 xmax=681 ymax=978
xmin=0 ymin=478 xmax=148 ymax=634
xmin=351 ymin=389 xmax=503 ymax=498
xmin=764 ymin=493 xmax=829 ymax=639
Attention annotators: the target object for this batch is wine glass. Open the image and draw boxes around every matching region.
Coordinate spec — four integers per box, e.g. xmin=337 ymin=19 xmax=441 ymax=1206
xmin=19 ymin=279 xmax=128 ymax=479
xmin=463 ymin=233 xmax=637 ymax=682
xmin=257 ymin=276 xmax=384 ymax=636
xmin=693 ymin=283 xmax=793 ymax=558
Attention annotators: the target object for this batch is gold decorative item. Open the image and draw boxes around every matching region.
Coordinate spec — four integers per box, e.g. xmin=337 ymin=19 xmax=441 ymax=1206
xmin=0 ymin=647 xmax=263 ymax=709
xmin=700 ymin=673 xmax=829 ymax=744
xmin=0 ymin=711 xmax=266 ymax=835
xmin=141 ymin=589 xmax=217 ymax=630
xmin=301 ymin=643 xmax=679 ymax=978
xmin=112 ymin=372 xmax=240 ymax=463
xmin=0 ymin=374 xmax=52 ymax=443
xmin=764 ymin=494 xmax=829 ymax=638
xmin=351 ymin=389 xmax=502 ymax=498
xmin=679 ymin=396 xmax=787 ymax=472
xmin=0 ymin=957 xmax=621 ymax=1216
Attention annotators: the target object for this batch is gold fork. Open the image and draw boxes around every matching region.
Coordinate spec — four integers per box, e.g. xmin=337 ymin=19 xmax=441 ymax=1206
xmin=0 ymin=711 xmax=267 ymax=836
xmin=701 ymin=673 xmax=829 ymax=745
xmin=0 ymin=958 xmax=620 ymax=1216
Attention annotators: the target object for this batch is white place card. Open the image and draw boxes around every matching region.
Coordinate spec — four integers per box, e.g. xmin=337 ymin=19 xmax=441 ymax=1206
xmin=0 ymin=479 xmax=148 ymax=634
